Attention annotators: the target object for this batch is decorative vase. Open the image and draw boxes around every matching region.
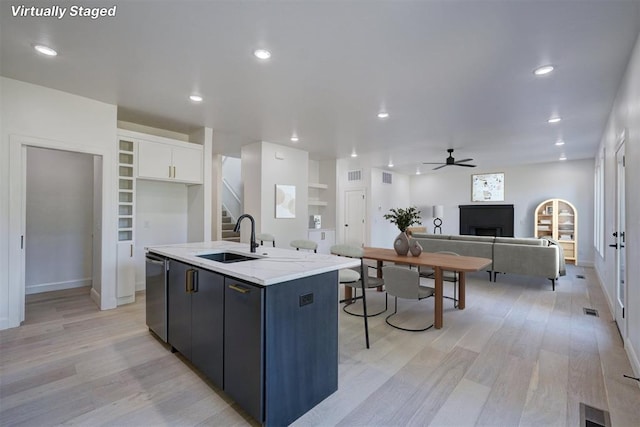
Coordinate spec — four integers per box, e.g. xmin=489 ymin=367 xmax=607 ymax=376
xmin=409 ymin=240 xmax=423 ymax=257
xmin=393 ymin=232 xmax=410 ymax=256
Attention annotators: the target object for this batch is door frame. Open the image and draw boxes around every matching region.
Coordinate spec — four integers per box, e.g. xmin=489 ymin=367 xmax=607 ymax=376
xmin=614 ymin=135 xmax=627 ymax=338
xmin=8 ymin=134 xmax=116 ymax=328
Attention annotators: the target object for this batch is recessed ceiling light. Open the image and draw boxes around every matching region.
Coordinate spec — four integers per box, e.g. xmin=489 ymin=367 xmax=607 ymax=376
xmin=533 ymin=65 xmax=554 ymax=76
xmin=33 ymin=44 xmax=57 ymax=56
xmin=555 ymin=140 xmax=565 ymax=146
xmin=189 ymin=94 xmax=203 ymax=102
xmin=377 ymin=112 xmax=389 ymax=119
xmin=253 ymin=49 xmax=271 ymax=60
xmin=388 ymin=161 xmax=394 ymax=168
xmin=416 ymin=167 xmax=421 ymax=175
xmin=290 ymin=135 xmax=299 ymax=142
xmin=351 ymin=150 xmax=358 ymax=158
xmin=559 ymin=154 xmax=567 ymax=161
xmin=548 ymin=116 xmax=562 ymax=123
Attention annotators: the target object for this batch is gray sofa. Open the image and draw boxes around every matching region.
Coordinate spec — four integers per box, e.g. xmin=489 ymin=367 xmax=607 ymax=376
xmin=411 ymin=233 xmax=562 ymax=290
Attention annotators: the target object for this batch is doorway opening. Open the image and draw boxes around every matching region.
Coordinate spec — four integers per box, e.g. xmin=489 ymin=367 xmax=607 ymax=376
xmin=8 ymin=136 xmax=108 ymax=328
xmin=25 ymin=147 xmax=99 ymax=302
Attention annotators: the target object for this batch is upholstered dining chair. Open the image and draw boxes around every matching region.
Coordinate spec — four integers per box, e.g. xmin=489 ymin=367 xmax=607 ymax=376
xmin=418 ymin=251 xmax=460 ymax=308
xmin=256 ymin=233 xmax=276 ymax=247
xmin=290 ymin=239 xmax=318 ymax=253
xmin=330 ymin=244 xmax=385 ymax=349
xmin=382 ymin=265 xmax=435 ymax=332
xmin=331 ymin=246 xmax=386 ymax=318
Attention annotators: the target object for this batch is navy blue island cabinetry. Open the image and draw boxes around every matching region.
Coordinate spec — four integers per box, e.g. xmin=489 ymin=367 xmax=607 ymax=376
xmin=165 ymin=257 xmax=339 ymax=426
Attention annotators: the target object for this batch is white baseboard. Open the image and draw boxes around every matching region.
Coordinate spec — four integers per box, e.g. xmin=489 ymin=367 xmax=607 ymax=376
xmin=0 ymin=317 xmax=9 ymax=331
xmin=625 ymin=337 xmax=640 ymax=387
xmin=135 ymin=280 xmax=146 ymax=292
xmin=117 ymin=295 xmax=135 ymax=306
xmin=594 ymin=265 xmax=615 ymax=318
xmin=25 ymin=278 xmax=92 ymax=295
xmin=90 ymin=287 xmax=101 ymax=308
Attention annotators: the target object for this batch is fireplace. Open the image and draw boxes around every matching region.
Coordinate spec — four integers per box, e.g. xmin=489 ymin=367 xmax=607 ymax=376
xmin=459 ymin=204 xmax=514 ymax=237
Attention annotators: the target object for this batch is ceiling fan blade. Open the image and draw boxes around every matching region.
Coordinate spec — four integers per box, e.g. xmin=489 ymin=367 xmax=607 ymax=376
xmin=456 ymin=163 xmax=477 ymax=167
xmin=432 ymin=164 xmax=447 ymax=170
xmin=423 ymin=162 xmax=445 ymax=165
xmin=455 ymin=158 xmax=473 ymax=163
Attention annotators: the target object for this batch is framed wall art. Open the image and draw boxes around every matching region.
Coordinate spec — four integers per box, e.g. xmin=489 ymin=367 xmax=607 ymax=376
xmin=471 ymin=172 xmax=504 ymax=202
xmin=275 ymin=184 xmax=296 ymax=218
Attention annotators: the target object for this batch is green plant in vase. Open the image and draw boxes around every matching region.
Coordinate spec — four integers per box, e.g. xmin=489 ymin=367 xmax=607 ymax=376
xmin=384 ymin=207 xmax=422 ymax=255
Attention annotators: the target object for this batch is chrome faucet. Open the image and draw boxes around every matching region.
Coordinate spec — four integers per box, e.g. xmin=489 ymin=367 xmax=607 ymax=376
xmin=233 ymin=214 xmax=259 ymax=253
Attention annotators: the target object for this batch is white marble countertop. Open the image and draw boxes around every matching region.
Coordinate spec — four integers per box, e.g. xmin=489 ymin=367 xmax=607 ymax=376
xmin=146 ymin=241 xmax=360 ymax=286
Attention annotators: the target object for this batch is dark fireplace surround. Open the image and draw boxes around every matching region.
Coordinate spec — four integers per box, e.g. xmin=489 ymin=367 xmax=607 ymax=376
xmin=459 ymin=204 xmax=514 ymax=237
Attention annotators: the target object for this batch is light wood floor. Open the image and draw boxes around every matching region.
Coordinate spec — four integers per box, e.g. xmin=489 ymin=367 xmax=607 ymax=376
xmin=1 ymin=265 xmax=639 ymax=426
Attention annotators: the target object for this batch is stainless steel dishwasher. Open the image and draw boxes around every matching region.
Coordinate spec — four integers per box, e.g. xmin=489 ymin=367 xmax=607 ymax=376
xmin=145 ymin=252 xmax=168 ymax=342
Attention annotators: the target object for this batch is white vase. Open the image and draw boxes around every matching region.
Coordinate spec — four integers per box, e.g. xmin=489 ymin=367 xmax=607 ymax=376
xmin=394 ymin=232 xmax=410 ymax=256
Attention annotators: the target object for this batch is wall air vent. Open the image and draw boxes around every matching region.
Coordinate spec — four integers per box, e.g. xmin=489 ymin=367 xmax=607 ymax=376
xmin=347 ymin=170 xmax=362 ymax=182
xmin=382 ymin=172 xmax=392 ymax=184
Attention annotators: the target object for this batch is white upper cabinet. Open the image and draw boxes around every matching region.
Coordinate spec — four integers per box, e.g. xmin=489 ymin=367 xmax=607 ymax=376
xmin=137 ymin=139 xmax=203 ymax=184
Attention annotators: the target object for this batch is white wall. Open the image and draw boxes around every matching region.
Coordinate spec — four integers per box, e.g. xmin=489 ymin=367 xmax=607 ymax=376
xmin=25 ymin=147 xmax=94 ymax=294
xmin=370 ymin=168 xmax=412 ymax=248
xmin=1 ymin=77 xmax=117 ymax=329
xmin=595 ymin=32 xmax=640 ymax=375
xmin=409 ymin=159 xmax=595 ymax=264
xmin=134 ymin=180 xmax=188 ymax=288
xmin=241 ymin=141 xmax=309 ymax=248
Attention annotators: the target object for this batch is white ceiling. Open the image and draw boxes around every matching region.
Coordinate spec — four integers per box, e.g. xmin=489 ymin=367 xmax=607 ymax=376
xmin=2 ymin=1 xmax=639 ymax=174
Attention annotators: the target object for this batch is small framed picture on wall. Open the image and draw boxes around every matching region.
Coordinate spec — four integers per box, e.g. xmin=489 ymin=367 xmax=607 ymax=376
xmin=471 ymin=172 xmax=504 ymax=202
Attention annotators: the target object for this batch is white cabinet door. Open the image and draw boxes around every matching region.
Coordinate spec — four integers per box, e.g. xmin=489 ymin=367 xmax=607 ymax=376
xmin=116 ymin=241 xmax=136 ymax=304
xmin=137 ymin=140 xmax=172 ymax=180
xmin=172 ymin=145 xmax=203 ymax=183
xmin=308 ymin=230 xmax=335 ymax=254
xmin=137 ymin=140 xmax=203 ymax=184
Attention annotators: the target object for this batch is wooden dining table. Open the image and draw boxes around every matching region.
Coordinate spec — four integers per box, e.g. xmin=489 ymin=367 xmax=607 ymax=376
xmin=359 ymin=247 xmax=492 ymax=329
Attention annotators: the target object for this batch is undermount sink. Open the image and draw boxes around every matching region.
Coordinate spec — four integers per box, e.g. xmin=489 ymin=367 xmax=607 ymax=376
xmin=196 ymin=252 xmax=260 ymax=263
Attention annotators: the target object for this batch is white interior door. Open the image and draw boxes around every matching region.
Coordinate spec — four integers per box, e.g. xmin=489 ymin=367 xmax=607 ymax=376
xmin=344 ymin=189 xmax=366 ymax=247
xmin=614 ymin=141 xmax=626 ymax=337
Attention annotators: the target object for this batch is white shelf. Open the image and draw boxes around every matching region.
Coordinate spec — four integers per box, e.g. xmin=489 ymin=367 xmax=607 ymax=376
xmin=308 ymin=200 xmax=328 ymax=206
xmin=308 ymin=183 xmax=328 ymax=189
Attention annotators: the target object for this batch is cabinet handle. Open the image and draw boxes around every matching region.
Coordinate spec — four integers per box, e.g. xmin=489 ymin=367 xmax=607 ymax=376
xmin=186 ymin=269 xmax=198 ymax=293
xmin=130 ymin=244 xmax=133 ymax=257
xmin=228 ymin=284 xmax=250 ymax=294
xmin=173 ymin=166 xmax=176 ymax=178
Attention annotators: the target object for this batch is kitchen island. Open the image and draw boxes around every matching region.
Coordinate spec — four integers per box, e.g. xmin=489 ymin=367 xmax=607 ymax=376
xmin=146 ymin=241 xmax=359 ymax=426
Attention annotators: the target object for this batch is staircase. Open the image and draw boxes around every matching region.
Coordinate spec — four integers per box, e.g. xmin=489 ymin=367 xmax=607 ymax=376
xmin=221 ymin=209 xmax=240 ymax=242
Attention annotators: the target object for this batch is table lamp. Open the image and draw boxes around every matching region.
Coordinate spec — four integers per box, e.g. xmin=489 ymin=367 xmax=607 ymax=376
xmin=433 ymin=205 xmax=444 ymax=234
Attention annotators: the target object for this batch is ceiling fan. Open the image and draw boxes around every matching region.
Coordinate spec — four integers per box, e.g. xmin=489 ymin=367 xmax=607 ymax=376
xmin=423 ymin=149 xmax=477 ymax=170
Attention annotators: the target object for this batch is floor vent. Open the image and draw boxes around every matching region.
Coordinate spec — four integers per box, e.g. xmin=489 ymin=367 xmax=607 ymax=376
xmin=577 ymin=274 xmax=586 ymax=279
xmin=583 ymin=308 xmax=599 ymax=317
xmin=580 ymin=402 xmax=611 ymax=427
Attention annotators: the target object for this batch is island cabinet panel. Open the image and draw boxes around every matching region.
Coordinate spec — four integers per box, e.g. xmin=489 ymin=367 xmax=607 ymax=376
xmin=263 ymin=271 xmax=339 ymax=426
xmin=224 ymin=279 xmax=264 ymax=422
xmin=223 ymin=271 xmax=339 ymax=426
xmin=167 ymin=259 xmax=224 ymax=388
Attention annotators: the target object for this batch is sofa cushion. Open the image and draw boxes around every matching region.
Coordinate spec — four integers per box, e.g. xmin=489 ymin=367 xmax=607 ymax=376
xmin=494 ymin=237 xmax=546 ymax=246
xmin=411 ymin=233 xmax=451 ymax=240
xmin=411 ymin=237 xmax=493 ymax=271
xmin=450 ymin=235 xmax=495 ymax=243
